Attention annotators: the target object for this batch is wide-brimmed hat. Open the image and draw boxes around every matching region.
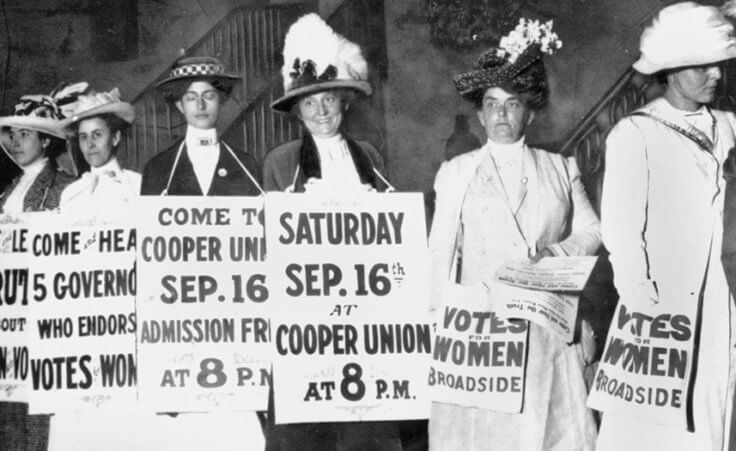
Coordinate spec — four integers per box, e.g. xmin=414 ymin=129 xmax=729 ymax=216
xmin=454 ymin=18 xmax=561 ymax=104
xmin=271 ymin=13 xmax=372 ymax=113
xmin=156 ymin=56 xmax=240 ymax=89
xmin=0 ymin=82 xmax=89 ymax=139
xmin=59 ymin=88 xmax=134 ymax=136
xmin=634 ymin=2 xmax=736 ymax=74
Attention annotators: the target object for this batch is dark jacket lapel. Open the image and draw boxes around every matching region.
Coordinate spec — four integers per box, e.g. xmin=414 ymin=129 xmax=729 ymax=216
xmin=168 ymin=145 xmax=203 ymax=195
xmin=295 ymin=134 xmax=381 ymax=191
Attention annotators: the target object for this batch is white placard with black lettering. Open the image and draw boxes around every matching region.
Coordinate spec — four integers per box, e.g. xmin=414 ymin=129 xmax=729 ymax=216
xmin=136 ymin=197 xmax=270 ymax=412
xmin=428 ymin=284 xmax=528 ymax=411
xmin=0 ymin=215 xmax=32 ymax=403
xmin=265 ymin=192 xmax=432 ymax=424
xmin=27 ymin=214 xmax=137 ymax=413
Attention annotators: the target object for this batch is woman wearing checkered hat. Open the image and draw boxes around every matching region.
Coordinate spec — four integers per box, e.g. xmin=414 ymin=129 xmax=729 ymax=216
xmin=140 ymin=56 xmax=262 ymax=197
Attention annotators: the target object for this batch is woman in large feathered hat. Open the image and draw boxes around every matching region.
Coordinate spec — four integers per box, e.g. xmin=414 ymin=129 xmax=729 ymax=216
xmin=263 ymin=13 xmax=402 ymax=451
xmin=263 ymin=13 xmax=392 ymax=193
xmin=0 ymin=83 xmax=87 ymax=213
xmin=428 ymin=19 xmax=600 ymax=450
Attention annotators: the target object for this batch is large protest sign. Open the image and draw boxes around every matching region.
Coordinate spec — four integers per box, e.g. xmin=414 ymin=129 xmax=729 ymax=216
xmin=587 ymin=299 xmax=694 ymax=428
xmin=0 ymin=214 xmax=31 ymax=403
xmin=27 ymin=213 xmax=137 ymax=413
xmin=428 ymin=284 xmax=528 ymax=411
xmin=136 ymin=197 xmax=270 ymax=412
xmin=265 ymin=192 xmax=432 ymax=424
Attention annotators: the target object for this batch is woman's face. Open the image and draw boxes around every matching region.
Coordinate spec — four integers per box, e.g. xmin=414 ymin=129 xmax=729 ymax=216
xmin=666 ymin=64 xmax=722 ymax=111
xmin=297 ymin=91 xmax=344 ymax=139
xmin=78 ymin=117 xmax=120 ymax=168
xmin=175 ymin=81 xmax=221 ymax=130
xmin=477 ymin=87 xmax=534 ymax=144
xmin=7 ymin=127 xmax=47 ymax=167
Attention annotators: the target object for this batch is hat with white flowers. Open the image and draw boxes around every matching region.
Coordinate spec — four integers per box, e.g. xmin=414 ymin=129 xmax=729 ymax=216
xmin=454 ymin=18 xmax=562 ymax=110
xmin=271 ymin=13 xmax=372 ymax=113
xmin=634 ymin=2 xmax=736 ymax=74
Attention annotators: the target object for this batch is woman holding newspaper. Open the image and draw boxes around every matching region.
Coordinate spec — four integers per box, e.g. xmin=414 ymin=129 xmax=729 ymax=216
xmin=428 ymin=19 xmax=601 ymax=450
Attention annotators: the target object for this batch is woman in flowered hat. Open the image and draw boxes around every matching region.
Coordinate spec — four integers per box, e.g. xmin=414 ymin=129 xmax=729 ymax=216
xmin=59 ymin=88 xmax=139 ymax=214
xmin=428 ymin=19 xmax=600 ymax=450
xmin=0 ymin=84 xmax=86 ymax=213
xmin=593 ymin=3 xmax=736 ymax=450
xmin=140 ymin=55 xmax=262 ymax=196
xmin=264 ymin=13 xmax=391 ymax=194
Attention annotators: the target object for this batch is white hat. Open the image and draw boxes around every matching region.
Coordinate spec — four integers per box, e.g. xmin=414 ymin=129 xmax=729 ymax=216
xmin=59 ymin=88 xmax=134 ymax=136
xmin=634 ymin=2 xmax=736 ymax=74
xmin=271 ymin=13 xmax=371 ymax=113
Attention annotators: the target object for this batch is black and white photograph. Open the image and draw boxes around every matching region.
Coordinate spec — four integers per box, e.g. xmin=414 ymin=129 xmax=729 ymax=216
xmin=1 ymin=0 xmax=736 ymax=450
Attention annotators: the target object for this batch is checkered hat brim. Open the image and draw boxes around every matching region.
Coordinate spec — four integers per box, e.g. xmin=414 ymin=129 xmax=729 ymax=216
xmin=157 ymin=59 xmax=239 ymax=88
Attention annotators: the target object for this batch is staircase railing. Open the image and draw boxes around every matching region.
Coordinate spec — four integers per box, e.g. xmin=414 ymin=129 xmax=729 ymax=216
xmin=118 ymin=2 xmax=311 ymax=171
xmin=220 ymin=0 xmax=388 ymax=169
xmin=558 ymin=68 xmax=663 ymax=212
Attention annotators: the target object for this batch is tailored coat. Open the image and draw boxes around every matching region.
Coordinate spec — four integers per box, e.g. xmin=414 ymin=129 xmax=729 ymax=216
xmin=262 ymin=134 xmax=387 ymax=192
xmin=140 ymin=140 xmax=261 ymax=196
xmin=428 ymin=142 xmax=601 ymax=450
xmin=0 ymin=161 xmax=74 ymax=212
xmin=137 ymin=138 xmax=266 ymax=450
xmin=596 ymin=98 xmax=736 ymax=450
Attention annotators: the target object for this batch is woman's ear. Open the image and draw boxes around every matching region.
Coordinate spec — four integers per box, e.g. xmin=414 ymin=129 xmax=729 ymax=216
xmin=112 ymin=130 xmax=122 ymax=147
xmin=175 ymin=100 xmax=184 ymax=114
xmin=527 ymin=111 xmax=536 ymax=125
xmin=41 ymin=137 xmax=50 ymax=150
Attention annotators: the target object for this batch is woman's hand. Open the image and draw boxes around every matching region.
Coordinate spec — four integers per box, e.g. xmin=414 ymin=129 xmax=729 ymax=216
xmin=529 ymin=247 xmax=554 ymax=263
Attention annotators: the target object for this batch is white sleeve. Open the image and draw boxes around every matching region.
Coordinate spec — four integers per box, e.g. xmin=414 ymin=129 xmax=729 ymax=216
xmin=600 ymin=118 xmax=658 ymax=304
xmin=546 ymin=156 xmax=601 ymax=257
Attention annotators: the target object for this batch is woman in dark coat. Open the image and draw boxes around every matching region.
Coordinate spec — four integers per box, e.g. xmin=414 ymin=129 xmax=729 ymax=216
xmin=0 ymin=83 xmax=85 ymax=451
xmin=141 ymin=56 xmax=261 ymax=197
xmin=0 ymin=89 xmax=80 ymax=213
xmin=263 ymin=13 xmax=403 ymax=451
xmin=263 ymin=14 xmax=390 ymax=194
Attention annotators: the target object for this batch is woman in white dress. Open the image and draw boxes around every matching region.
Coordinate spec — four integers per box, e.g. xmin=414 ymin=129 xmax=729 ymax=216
xmin=592 ymin=3 xmax=736 ymax=450
xmin=428 ymin=19 xmax=600 ymax=450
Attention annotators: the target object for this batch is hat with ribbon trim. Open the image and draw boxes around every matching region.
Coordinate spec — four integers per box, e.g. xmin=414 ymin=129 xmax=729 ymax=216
xmin=156 ymin=56 xmax=240 ymax=89
xmin=60 ymin=87 xmax=134 ymax=136
xmin=0 ymin=81 xmax=89 ymax=139
xmin=454 ymin=18 xmax=561 ymax=107
xmin=271 ymin=13 xmax=372 ymax=113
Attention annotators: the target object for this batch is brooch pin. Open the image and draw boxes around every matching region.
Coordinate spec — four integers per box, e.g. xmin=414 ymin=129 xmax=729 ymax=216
xmin=521 ymin=177 xmax=528 ymax=185
xmin=217 ymin=168 xmax=228 ymax=177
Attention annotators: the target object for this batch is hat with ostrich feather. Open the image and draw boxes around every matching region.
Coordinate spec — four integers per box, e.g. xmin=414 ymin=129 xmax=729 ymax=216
xmin=271 ymin=13 xmax=372 ymax=113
